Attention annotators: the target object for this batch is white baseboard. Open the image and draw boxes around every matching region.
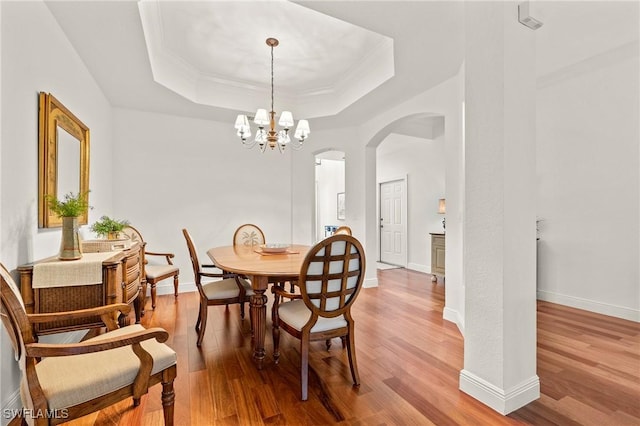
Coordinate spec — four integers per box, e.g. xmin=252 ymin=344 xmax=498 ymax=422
xmin=459 ymin=370 xmax=540 ymax=415
xmin=364 ymin=277 xmax=378 ymax=288
xmin=537 ymin=289 xmax=640 ymax=322
xmin=443 ymin=307 xmax=465 ymax=336
xmin=407 ymin=263 xmax=430 ymax=274
xmin=153 ymin=281 xmax=196 ymax=296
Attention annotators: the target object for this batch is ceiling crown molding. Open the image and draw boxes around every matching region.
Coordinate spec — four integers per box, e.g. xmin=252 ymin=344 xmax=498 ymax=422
xmin=137 ymin=0 xmax=394 ymax=119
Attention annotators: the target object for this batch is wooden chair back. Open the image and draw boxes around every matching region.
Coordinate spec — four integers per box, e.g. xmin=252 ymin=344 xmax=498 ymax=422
xmin=1 ymin=263 xmax=33 ymax=365
xmin=123 ymin=225 xmax=180 ymax=309
xmin=334 ymin=226 xmax=352 ymax=236
xmin=299 ymin=234 xmax=365 ymax=320
xmin=233 ymin=224 xmax=265 ymax=247
xmin=122 ymin=225 xmax=144 ymax=244
xmin=182 ymin=229 xmax=204 ymax=292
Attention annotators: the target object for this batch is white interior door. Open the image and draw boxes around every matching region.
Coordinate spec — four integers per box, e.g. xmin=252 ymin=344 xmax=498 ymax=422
xmin=379 ymin=179 xmax=407 ymax=266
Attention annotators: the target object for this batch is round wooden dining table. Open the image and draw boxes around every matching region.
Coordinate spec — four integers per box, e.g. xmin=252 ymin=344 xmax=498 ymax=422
xmin=206 ymin=244 xmax=310 ymax=369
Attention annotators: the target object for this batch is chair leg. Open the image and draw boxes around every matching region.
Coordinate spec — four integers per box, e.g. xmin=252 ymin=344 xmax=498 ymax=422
xmin=197 ymin=303 xmax=208 ymax=346
xmin=300 ymin=335 xmax=310 ymax=401
xmin=134 ymin=293 xmax=142 ymax=324
xmin=340 ymin=336 xmax=346 ymax=349
xmin=141 ymin=279 xmax=148 ymax=316
xmin=272 ymin=309 xmax=281 ymax=364
xmin=161 ymin=369 xmax=176 ymax=426
xmin=151 ymin=282 xmax=157 ymax=309
xmin=346 ymin=329 xmax=360 ymax=386
xmin=325 ymin=339 xmax=332 ymax=350
xmin=173 ymin=274 xmax=179 ymax=297
xmin=240 ymin=301 xmax=246 ymax=319
xmin=195 ymin=306 xmax=201 ymax=332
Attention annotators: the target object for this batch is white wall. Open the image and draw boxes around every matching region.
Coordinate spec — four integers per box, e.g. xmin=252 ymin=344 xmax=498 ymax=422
xmin=360 ymin=73 xmax=466 ymax=330
xmin=536 ymin=37 xmax=639 ymax=321
xmin=377 ymin=133 xmax=445 ymax=272
xmin=111 ymin=108 xmax=297 ymax=289
xmin=289 ymin=126 xmax=376 ymax=283
xmin=315 ymin=159 xmax=345 ymax=240
xmin=2 ymin=1 xmax=636 ymax=422
xmin=0 ymin=1 xmax=115 ymax=422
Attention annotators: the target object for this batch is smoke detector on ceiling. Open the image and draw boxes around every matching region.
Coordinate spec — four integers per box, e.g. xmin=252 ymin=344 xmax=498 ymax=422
xmin=518 ymin=1 xmax=543 ymax=30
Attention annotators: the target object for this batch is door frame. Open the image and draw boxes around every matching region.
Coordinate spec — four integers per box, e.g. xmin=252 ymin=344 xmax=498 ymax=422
xmin=378 ymin=175 xmax=408 ymax=266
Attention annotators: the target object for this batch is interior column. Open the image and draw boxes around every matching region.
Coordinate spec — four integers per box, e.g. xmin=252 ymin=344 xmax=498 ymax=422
xmin=460 ymin=1 xmax=540 ymax=414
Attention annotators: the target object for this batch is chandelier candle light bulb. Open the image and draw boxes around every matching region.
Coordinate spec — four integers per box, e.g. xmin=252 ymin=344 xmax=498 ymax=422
xmin=234 ymin=37 xmax=310 ymax=152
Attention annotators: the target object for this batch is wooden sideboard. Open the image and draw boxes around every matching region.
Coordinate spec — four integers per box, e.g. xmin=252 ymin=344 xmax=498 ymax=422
xmin=430 ymin=233 xmax=445 ymax=282
xmin=18 ymin=241 xmax=145 ymax=334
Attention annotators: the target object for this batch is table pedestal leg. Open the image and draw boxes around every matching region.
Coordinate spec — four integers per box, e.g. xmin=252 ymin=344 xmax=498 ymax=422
xmin=250 ymin=286 xmax=268 ymax=369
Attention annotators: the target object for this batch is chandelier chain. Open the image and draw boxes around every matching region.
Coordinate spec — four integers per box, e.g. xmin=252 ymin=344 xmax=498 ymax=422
xmin=270 ymin=44 xmax=274 ymax=114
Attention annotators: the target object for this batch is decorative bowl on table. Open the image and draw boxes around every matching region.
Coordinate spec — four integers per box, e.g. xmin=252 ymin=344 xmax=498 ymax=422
xmin=260 ymin=243 xmax=290 ymax=253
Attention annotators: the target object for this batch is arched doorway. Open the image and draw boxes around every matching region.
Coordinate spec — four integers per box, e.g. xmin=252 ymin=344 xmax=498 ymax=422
xmin=369 ymin=113 xmax=445 ymax=271
xmin=314 ymin=150 xmax=345 ymax=242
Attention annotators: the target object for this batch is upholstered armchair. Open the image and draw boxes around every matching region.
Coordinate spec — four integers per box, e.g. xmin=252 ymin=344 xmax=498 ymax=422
xmin=0 ymin=263 xmax=177 ymax=425
xmin=122 ymin=225 xmax=179 ymax=310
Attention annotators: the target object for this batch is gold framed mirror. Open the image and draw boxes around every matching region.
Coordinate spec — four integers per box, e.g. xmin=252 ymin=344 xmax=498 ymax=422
xmin=38 ymin=92 xmax=90 ymax=228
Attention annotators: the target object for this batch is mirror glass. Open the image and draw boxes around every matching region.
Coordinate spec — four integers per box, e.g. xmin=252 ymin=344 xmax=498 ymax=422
xmin=38 ymin=92 xmax=90 ymax=228
xmin=56 ymin=126 xmax=81 ymax=198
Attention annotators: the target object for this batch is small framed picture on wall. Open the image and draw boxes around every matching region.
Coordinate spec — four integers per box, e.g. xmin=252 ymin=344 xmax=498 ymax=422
xmin=337 ymin=192 xmax=346 ymax=220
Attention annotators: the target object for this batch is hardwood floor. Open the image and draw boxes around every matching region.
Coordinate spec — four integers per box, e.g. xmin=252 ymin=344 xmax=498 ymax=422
xmin=54 ymin=268 xmax=639 ymax=425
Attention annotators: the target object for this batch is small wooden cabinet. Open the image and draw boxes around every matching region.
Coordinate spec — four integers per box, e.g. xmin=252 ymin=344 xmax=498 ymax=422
xmin=18 ymin=241 xmax=144 ymax=334
xmin=430 ymin=233 xmax=445 ymax=282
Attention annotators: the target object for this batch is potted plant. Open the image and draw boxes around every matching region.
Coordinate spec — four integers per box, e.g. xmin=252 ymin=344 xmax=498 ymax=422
xmin=90 ymin=215 xmax=130 ymax=240
xmin=46 ymin=191 xmax=91 ymax=218
xmin=46 ymin=191 xmax=91 ymax=260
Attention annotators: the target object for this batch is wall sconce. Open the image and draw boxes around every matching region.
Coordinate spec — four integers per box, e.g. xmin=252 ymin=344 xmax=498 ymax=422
xmin=438 ymin=198 xmax=446 ymax=230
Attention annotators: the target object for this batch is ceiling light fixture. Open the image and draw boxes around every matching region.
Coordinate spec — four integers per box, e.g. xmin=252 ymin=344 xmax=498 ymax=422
xmin=234 ymin=38 xmax=310 ymax=152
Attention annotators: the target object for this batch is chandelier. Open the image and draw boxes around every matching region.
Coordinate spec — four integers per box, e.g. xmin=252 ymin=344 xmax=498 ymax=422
xmin=234 ymin=38 xmax=310 ymax=152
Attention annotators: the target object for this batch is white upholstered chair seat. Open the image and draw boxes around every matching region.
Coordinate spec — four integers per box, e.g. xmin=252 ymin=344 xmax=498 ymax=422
xmin=277 ymin=299 xmax=347 ymax=332
xmin=145 ymin=264 xmax=179 ymax=280
xmin=32 ymin=324 xmax=177 ymax=410
xmin=202 ymin=277 xmax=254 ymax=300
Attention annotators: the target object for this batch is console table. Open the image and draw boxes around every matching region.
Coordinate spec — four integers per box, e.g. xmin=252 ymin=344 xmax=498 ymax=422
xmin=18 ymin=241 xmax=144 ymax=334
xmin=430 ymin=233 xmax=445 ymax=282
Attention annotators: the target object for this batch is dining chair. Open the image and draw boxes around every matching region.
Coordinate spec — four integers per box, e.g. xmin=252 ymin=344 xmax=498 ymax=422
xmin=182 ymin=229 xmax=253 ymax=346
xmin=271 ymin=234 xmax=366 ymax=400
xmin=232 ymin=223 xmax=295 ymax=293
xmin=0 ymin=263 xmax=177 ymax=425
xmin=324 ymin=224 xmax=352 ymax=350
xmin=122 ymin=225 xmax=179 ymax=310
xmin=334 ymin=225 xmax=352 ymax=236
xmin=233 ymin=223 xmax=265 ymax=247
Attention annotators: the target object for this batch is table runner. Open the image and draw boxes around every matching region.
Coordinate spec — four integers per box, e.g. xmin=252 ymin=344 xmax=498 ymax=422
xmin=32 ymin=252 xmax=116 ymax=288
